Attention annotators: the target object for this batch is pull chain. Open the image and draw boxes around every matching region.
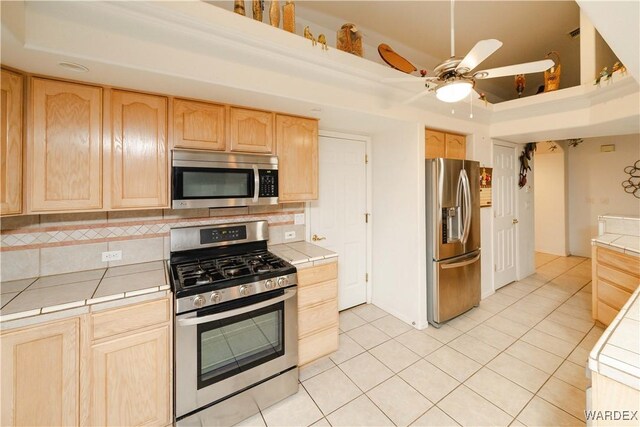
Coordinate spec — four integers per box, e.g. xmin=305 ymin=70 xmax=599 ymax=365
xmin=469 ymin=90 xmax=473 ymax=119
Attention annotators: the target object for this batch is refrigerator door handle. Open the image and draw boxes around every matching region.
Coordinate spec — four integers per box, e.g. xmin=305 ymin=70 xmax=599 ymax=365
xmin=440 ymin=252 xmax=481 ymax=269
xmin=460 ymin=169 xmax=472 ymax=245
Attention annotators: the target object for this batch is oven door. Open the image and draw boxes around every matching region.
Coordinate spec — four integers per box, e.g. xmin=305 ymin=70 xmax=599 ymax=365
xmin=175 ymin=287 xmax=298 ymax=419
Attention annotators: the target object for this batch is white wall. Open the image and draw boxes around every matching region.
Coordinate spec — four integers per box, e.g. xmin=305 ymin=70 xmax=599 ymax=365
xmin=568 ymin=134 xmax=640 ymax=256
xmin=534 ymin=145 xmax=569 ymax=256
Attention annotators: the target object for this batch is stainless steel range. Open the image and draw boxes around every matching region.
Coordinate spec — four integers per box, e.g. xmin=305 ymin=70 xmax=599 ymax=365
xmin=168 ymin=220 xmax=298 ymax=426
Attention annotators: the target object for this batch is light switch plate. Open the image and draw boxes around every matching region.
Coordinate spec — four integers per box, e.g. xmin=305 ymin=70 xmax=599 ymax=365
xmin=102 ymin=250 xmax=122 ymax=262
xmin=294 ymin=213 xmax=305 ymax=225
xmin=284 ymin=231 xmax=296 ymax=240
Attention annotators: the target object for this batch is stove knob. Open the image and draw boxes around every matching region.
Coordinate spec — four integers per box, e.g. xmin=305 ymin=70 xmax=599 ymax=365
xmin=277 ymin=277 xmax=288 ymax=288
xmin=265 ymin=279 xmax=274 ymax=290
xmin=193 ymin=295 xmax=206 ymax=308
xmin=210 ymin=292 xmax=221 ymax=304
xmin=239 ymin=285 xmax=250 ymax=296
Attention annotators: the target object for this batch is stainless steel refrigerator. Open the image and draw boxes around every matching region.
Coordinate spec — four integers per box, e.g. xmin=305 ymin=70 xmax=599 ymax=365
xmin=426 ymin=158 xmax=481 ymax=327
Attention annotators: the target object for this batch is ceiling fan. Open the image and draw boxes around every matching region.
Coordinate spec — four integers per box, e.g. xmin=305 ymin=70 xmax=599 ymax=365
xmin=384 ymin=0 xmax=555 ymax=103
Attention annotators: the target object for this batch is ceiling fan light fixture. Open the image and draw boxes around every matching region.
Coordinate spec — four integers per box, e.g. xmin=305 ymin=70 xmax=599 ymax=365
xmin=435 ymin=79 xmax=473 ymax=103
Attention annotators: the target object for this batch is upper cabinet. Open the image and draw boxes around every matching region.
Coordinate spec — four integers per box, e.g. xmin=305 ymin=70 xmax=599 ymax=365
xmin=276 ymin=114 xmax=318 ymax=202
xmin=229 ymin=107 xmax=274 ymax=154
xmin=173 ymin=98 xmax=226 ymax=151
xmin=29 ymin=78 xmax=103 ymax=212
xmin=0 ymin=69 xmax=23 ymax=216
xmin=110 ymin=90 xmax=168 ymax=209
xmin=425 ymin=128 xmax=466 ymax=160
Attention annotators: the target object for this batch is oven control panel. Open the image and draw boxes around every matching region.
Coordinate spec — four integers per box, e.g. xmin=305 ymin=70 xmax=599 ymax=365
xmin=258 ymin=170 xmax=278 ymax=197
xmin=200 ymin=225 xmax=247 ymax=244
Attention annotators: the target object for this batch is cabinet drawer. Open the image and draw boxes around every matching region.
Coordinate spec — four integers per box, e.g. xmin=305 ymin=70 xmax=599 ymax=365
xmin=597 ymin=279 xmax=632 ymax=311
xmin=298 ymin=326 xmax=338 ymax=366
xmin=597 ymin=264 xmax=639 ymax=293
xmin=596 ymin=300 xmax=618 ymax=327
xmin=298 ymin=280 xmax=337 ymax=309
xmin=298 ymin=262 xmax=338 ymax=287
xmin=91 ymin=298 xmax=170 ymax=341
xmin=597 ymin=247 xmax=640 ymax=277
xmin=299 ymin=299 xmax=338 ymax=338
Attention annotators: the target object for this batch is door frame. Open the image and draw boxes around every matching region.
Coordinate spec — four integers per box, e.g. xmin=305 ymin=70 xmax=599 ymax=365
xmin=492 ymin=140 xmax=522 ymax=288
xmin=306 ymin=130 xmax=373 ymax=305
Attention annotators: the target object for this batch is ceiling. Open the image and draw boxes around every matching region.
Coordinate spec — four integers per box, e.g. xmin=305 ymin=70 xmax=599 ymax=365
xmin=294 ymin=0 xmax=583 ymax=103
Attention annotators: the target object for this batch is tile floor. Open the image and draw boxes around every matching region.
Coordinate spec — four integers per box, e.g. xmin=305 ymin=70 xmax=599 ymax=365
xmin=236 ymin=253 xmax=601 ymax=426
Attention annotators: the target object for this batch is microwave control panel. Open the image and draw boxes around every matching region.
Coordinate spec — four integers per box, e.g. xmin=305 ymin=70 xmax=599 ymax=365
xmin=258 ymin=170 xmax=278 ymax=197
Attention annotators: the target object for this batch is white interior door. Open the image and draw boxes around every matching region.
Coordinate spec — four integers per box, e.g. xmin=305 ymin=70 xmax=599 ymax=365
xmin=493 ymin=144 xmax=518 ymax=289
xmin=309 ymin=135 xmax=367 ymax=310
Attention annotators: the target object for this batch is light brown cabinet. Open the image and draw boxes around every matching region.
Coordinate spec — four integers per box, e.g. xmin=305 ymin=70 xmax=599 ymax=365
xmin=29 ymin=78 xmax=103 ymax=212
xmin=0 ymin=318 xmax=80 ymax=427
xmin=276 ymin=114 xmax=318 ymax=202
xmin=229 ymin=107 xmax=274 ymax=153
xmin=173 ymin=98 xmax=226 ymax=151
xmin=298 ymin=261 xmax=338 ymax=366
xmin=110 ymin=90 xmax=168 ymax=209
xmin=425 ymin=128 xmax=466 ymax=160
xmin=592 ymin=245 xmax=640 ymax=326
xmin=0 ymin=69 xmax=23 ymax=215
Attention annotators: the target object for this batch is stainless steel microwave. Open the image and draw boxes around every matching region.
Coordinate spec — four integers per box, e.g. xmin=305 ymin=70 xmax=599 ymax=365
xmin=171 ymin=150 xmax=278 ymax=209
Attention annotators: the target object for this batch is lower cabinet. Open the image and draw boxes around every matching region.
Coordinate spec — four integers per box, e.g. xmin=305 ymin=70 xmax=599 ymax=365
xmin=0 ymin=296 xmax=172 ymax=427
xmin=297 ymin=261 xmax=339 ymax=366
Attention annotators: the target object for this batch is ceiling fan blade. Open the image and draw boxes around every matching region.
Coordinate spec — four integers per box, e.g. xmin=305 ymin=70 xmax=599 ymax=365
xmin=473 ymin=59 xmax=555 ymax=79
xmin=455 ymin=39 xmax=503 ymax=73
xmin=382 ymin=76 xmax=439 ymax=83
xmin=402 ymin=88 xmax=431 ymax=104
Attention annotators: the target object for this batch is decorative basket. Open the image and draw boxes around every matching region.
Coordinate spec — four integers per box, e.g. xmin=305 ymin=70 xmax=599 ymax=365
xmin=544 ymin=51 xmax=561 ymax=92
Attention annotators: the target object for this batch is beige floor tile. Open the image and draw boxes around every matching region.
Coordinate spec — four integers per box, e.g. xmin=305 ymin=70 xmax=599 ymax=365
xmin=367 ymin=376 xmax=433 ymax=426
xmin=464 ymin=307 xmax=495 ymax=323
xmin=534 ymin=319 xmax=586 ymax=345
xmin=369 ymin=339 xmax=420 ymax=373
xmin=578 ymin=326 xmax=605 ymax=350
xmin=537 ymin=377 xmax=586 ymax=421
xmin=410 ymin=406 xmax=460 ymax=427
xmin=464 ymin=367 xmax=534 ymax=417
xmin=567 ymin=346 xmax=590 ymax=367
xmin=483 ymin=315 xmax=530 ymax=338
xmin=533 ymin=285 xmax=573 ymax=302
xmin=564 ymin=292 xmax=592 ymax=310
xmin=438 ymin=385 xmax=513 ymax=426
xmin=509 ymin=281 xmax=541 ymax=294
xmin=395 ymin=330 xmax=443 ymax=357
xmin=510 ymin=419 xmax=526 ymax=426
xmin=299 ymin=356 xmax=336 ymax=382
xmin=499 ymin=306 xmax=546 ymax=328
xmin=483 ymin=291 xmax=520 ymax=307
xmin=309 ymin=418 xmax=330 ymax=427
xmin=518 ymin=274 xmax=548 ymax=287
xmin=338 ymin=310 xmax=365 ymax=332
xmin=428 ymin=346 xmax=481 ymax=382
xmin=261 ymin=387 xmax=323 ymax=427
xmin=346 ymin=324 xmax=391 ymax=350
xmin=498 ymin=285 xmax=529 ymax=299
xmin=330 ymin=333 xmax=365 ymax=364
xmin=422 ymin=324 xmax=463 ymax=343
xmin=505 ymin=340 xmax=563 ymax=374
xmin=448 ymin=334 xmax=500 ymax=364
xmin=233 ymin=412 xmax=265 ymax=427
xmin=326 ymin=395 xmax=393 ymax=427
xmin=548 ymin=309 xmax=594 ymax=332
xmin=487 ymin=353 xmax=549 ymax=393
xmin=302 ymin=367 xmax=361 ymax=415
xmin=398 ymin=359 xmax=460 ymax=403
xmin=447 ymin=314 xmax=481 ymax=332
xmin=517 ymin=396 xmax=585 ymax=426
xmin=520 ymin=329 xmax=576 ymax=358
xmin=517 ymin=294 xmax=562 ymax=314
xmin=553 ymin=360 xmax=590 ymax=391
xmin=478 ymin=297 xmax=510 ymax=314
xmin=350 ymin=304 xmax=388 ymax=322
xmin=371 ymin=314 xmax=413 ymax=337
xmin=467 ymin=324 xmax=517 ymax=351
xmin=535 ymin=252 xmax=559 ymax=268
xmin=339 ymin=352 xmax=393 ymax=391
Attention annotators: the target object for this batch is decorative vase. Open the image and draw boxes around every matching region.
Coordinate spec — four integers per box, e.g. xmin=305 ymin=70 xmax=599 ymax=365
xmin=269 ymin=0 xmax=280 ymax=28
xmin=234 ymin=0 xmax=245 ymax=16
xmin=283 ymin=1 xmax=295 ymax=33
xmin=252 ymin=0 xmax=263 ymax=22
xmin=544 ymin=51 xmax=561 ymax=92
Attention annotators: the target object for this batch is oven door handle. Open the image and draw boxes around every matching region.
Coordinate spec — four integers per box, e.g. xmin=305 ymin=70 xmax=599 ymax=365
xmin=252 ymin=165 xmax=260 ymax=203
xmin=177 ymin=289 xmax=297 ymax=326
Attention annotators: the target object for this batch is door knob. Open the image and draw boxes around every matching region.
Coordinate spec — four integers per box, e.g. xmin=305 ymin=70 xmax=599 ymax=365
xmin=512 ymin=219 xmax=519 ymax=224
xmin=312 ymin=234 xmax=326 ymax=241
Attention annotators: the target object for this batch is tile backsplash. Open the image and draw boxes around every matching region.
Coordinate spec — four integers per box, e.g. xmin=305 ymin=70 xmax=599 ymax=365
xmin=1 ymin=204 xmax=305 ymax=281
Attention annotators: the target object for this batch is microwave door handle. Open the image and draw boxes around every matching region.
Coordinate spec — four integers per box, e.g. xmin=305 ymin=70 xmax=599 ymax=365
xmin=177 ymin=289 xmax=297 ymax=326
xmin=252 ymin=165 xmax=260 ymax=203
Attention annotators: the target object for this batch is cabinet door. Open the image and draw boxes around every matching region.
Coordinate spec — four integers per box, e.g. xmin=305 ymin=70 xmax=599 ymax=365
xmin=173 ymin=98 xmax=225 ymax=151
xmin=425 ymin=129 xmax=445 ymax=159
xmin=0 ymin=318 xmax=80 ymax=426
xmin=110 ymin=90 xmax=168 ymax=209
xmin=90 ymin=326 xmax=170 ymax=427
xmin=1 ymin=69 xmax=23 ymax=215
xmin=445 ymin=133 xmax=466 ymax=160
xmin=229 ymin=107 xmax=274 ymax=153
xmin=30 ymin=78 xmax=102 ymax=211
xmin=276 ymin=115 xmax=318 ymax=202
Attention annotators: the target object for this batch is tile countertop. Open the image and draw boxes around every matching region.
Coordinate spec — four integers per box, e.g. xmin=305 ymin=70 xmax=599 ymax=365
xmin=592 ymin=215 xmax=640 ymax=257
xmin=589 ymin=286 xmax=640 ymax=390
xmin=0 ymin=261 xmax=169 ymax=323
xmin=269 ymin=241 xmax=338 ymax=267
